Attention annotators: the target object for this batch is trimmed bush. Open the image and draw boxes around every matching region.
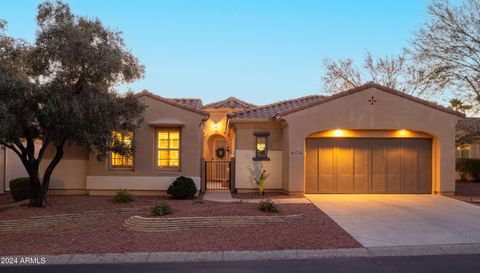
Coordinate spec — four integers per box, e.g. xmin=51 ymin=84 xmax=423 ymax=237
xmin=456 ymin=158 xmax=480 ymax=181
xmin=150 ymin=204 xmax=172 ymax=216
xmin=167 ymin=176 xmax=197 ymax=199
xmin=113 ymin=189 xmax=134 ymax=203
xmin=9 ymin=177 xmax=31 ymax=201
xmin=258 ymin=199 xmax=279 ymax=213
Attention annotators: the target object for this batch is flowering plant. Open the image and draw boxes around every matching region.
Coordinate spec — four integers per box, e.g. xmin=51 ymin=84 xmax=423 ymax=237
xmin=255 ymin=170 xmax=270 ymax=196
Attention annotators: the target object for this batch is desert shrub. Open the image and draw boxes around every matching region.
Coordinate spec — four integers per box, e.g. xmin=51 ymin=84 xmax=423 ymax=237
xmin=9 ymin=177 xmax=31 ymax=201
xmin=113 ymin=189 xmax=134 ymax=203
xmin=258 ymin=199 xmax=279 ymax=213
xmin=167 ymin=176 xmax=197 ymax=199
xmin=150 ymin=204 xmax=172 ymax=216
xmin=456 ymin=158 xmax=480 ymax=181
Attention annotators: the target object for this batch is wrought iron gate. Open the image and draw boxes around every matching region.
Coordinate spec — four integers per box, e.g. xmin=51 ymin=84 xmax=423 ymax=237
xmin=205 ymin=160 xmax=230 ymax=190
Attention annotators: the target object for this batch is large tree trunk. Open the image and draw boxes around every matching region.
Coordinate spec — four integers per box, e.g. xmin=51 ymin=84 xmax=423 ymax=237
xmin=28 ymin=142 xmax=65 ymax=208
xmin=29 ymin=174 xmax=43 ymax=207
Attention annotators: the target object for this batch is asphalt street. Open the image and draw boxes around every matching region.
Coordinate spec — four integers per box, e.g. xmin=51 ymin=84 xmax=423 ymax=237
xmin=2 ymin=254 xmax=480 ymax=273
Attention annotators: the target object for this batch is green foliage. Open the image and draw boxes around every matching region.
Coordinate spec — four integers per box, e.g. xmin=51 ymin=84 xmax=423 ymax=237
xmin=9 ymin=177 xmax=31 ymax=201
xmin=456 ymin=158 xmax=480 ymax=181
xmin=258 ymin=199 xmax=279 ymax=213
xmin=167 ymin=176 xmax=197 ymax=199
xmin=113 ymin=189 xmax=134 ymax=203
xmin=450 ymin=98 xmax=472 ymax=114
xmin=150 ymin=204 xmax=172 ymax=216
xmin=0 ymin=1 xmax=145 ymax=206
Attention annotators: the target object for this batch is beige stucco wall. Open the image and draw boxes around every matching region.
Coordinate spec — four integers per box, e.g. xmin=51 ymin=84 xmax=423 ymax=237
xmin=281 ymin=87 xmax=462 ymax=195
xmin=235 ymin=150 xmax=283 ymax=190
xmin=87 ymin=96 xmax=206 ymax=192
xmin=40 ymin=142 xmax=89 ymax=191
xmin=232 ymin=122 xmax=284 ymax=190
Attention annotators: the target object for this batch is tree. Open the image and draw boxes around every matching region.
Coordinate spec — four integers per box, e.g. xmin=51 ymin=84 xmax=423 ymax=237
xmin=321 ymin=51 xmax=427 ymax=95
xmin=449 ymin=98 xmax=472 ymax=113
xmin=0 ymin=1 xmax=145 ymax=207
xmin=410 ymin=0 xmax=480 ymax=108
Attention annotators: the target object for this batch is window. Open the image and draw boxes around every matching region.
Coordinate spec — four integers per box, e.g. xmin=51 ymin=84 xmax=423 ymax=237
xmin=157 ymin=129 xmax=180 ymax=169
xmin=111 ymin=131 xmax=133 ymax=168
xmin=456 ymin=144 xmax=471 ymax=159
xmin=254 ymin=132 xmax=270 ymax=161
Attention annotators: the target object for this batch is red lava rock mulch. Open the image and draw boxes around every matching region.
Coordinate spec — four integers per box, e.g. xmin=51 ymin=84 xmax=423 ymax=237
xmin=232 ymin=192 xmax=304 ymax=199
xmin=0 ymin=196 xmax=360 ymax=255
xmin=0 ymin=194 xmax=15 ymax=206
xmin=452 ymin=182 xmax=480 ymax=205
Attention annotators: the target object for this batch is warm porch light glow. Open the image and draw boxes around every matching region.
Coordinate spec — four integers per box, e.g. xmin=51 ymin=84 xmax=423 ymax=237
xmin=212 ymin=123 xmax=219 ymax=130
xmin=333 ymin=129 xmax=344 ymax=137
xmin=394 ymin=129 xmax=413 ymax=137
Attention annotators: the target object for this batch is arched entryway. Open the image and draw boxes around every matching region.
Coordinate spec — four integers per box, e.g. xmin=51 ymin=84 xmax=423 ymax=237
xmin=305 ymin=129 xmax=434 ymax=193
xmin=205 ymin=134 xmax=231 ymax=190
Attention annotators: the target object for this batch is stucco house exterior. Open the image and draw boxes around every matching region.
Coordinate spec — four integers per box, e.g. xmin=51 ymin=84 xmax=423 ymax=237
xmin=456 ymin=118 xmax=480 ymax=159
xmin=0 ymin=82 xmax=465 ymax=196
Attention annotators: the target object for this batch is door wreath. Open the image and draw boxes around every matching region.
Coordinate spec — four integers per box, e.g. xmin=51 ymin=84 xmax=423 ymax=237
xmin=215 ymin=147 xmax=226 ymax=159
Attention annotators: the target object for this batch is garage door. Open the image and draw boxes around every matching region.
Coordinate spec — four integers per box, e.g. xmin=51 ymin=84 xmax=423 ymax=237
xmin=305 ymin=138 xmax=432 ymax=193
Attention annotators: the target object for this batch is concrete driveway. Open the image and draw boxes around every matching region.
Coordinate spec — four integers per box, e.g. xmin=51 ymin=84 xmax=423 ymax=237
xmin=306 ymin=194 xmax=480 ymax=247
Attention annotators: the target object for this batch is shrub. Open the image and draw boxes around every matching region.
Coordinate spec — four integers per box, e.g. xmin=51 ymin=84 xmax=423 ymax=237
xmin=150 ymin=204 xmax=172 ymax=216
xmin=113 ymin=189 xmax=134 ymax=203
xmin=258 ymin=199 xmax=279 ymax=213
xmin=167 ymin=176 xmax=197 ymax=199
xmin=456 ymin=158 xmax=480 ymax=181
xmin=9 ymin=177 xmax=31 ymax=202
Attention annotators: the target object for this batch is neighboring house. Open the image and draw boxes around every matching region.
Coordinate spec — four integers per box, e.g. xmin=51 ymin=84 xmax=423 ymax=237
xmin=0 ymin=82 xmax=465 ymax=196
xmin=456 ymin=118 xmax=480 ymax=159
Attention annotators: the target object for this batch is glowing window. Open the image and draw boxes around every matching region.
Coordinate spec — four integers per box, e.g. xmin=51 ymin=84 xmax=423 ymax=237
xmin=157 ymin=129 xmax=180 ymax=169
xmin=254 ymin=132 xmax=270 ymax=160
xmin=456 ymin=144 xmax=471 ymax=159
xmin=111 ymin=131 xmax=134 ymax=168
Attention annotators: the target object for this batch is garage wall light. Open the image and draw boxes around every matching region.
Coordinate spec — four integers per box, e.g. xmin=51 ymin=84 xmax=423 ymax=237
xmin=333 ymin=129 xmax=344 ymax=137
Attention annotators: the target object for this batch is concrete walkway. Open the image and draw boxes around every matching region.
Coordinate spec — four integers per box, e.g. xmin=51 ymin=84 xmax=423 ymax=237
xmin=4 ymin=244 xmax=480 ymax=265
xmin=202 ymin=190 xmax=310 ymax=204
xmin=307 ymin=194 xmax=480 ymax=247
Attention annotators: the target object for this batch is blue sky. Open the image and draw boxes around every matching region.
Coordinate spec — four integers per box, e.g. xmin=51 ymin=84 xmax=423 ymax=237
xmin=1 ymin=0 xmax=431 ymax=105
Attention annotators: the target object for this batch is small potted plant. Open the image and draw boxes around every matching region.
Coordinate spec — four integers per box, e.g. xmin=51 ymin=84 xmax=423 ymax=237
xmin=255 ymin=170 xmax=270 ymax=196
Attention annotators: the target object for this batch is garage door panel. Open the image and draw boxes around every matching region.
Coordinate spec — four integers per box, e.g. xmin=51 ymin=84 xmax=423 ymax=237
xmin=370 ymin=140 xmax=386 ymax=192
xmin=306 ymin=137 xmax=432 ymax=194
xmin=418 ymin=139 xmax=432 ymax=193
xmin=305 ymin=139 xmax=319 ymax=192
xmin=401 ymin=139 xmax=419 ymax=192
xmin=336 ymin=139 xmax=354 ymax=192
xmin=353 ymin=139 xmax=369 ymax=192
xmin=385 ymin=139 xmax=401 ymax=192
xmin=318 ymin=139 xmax=335 ymax=192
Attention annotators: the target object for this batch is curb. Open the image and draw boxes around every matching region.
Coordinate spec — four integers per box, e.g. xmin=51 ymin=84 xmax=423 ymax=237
xmin=3 ymin=244 xmax=480 ymax=266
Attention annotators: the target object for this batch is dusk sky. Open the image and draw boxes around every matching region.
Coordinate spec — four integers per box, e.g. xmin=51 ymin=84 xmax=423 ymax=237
xmin=2 ymin=0 xmax=433 ymax=105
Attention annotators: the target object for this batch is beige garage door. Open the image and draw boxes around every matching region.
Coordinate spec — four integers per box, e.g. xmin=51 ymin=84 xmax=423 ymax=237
xmin=305 ymin=138 xmax=432 ymax=193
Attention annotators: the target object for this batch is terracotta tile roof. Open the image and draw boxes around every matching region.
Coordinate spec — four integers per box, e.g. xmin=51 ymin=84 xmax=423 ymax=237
xmin=171 ymin=98 xmax=203 ymax=111
xmin=228 ymin=95 xmax=325 ymax=119
xmin=277 ymin=82 xmax=465 ymax=118
xmin=204 ymin=97 xmax=256 ymax=109
xmin=137 ymin=90 xmax=209 ymax=116
xmin=458 ymin=118 xmax=480 ymax=135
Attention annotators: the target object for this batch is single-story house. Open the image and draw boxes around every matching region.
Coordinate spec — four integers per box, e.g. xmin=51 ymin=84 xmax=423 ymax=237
xmin=0 ymin=82 xmax=465 ymax=196
xmin=456 ymin=118 xmax=480 ymax=159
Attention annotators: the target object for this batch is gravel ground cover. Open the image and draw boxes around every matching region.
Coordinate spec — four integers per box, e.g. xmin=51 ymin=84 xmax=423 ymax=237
xmin=453 ymin=182 xmax=480 ymax=206
xmin=0 ymin=195 xmax=360 ymax=255
xmin=0 ymin=194 xmax=15 ymax=206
